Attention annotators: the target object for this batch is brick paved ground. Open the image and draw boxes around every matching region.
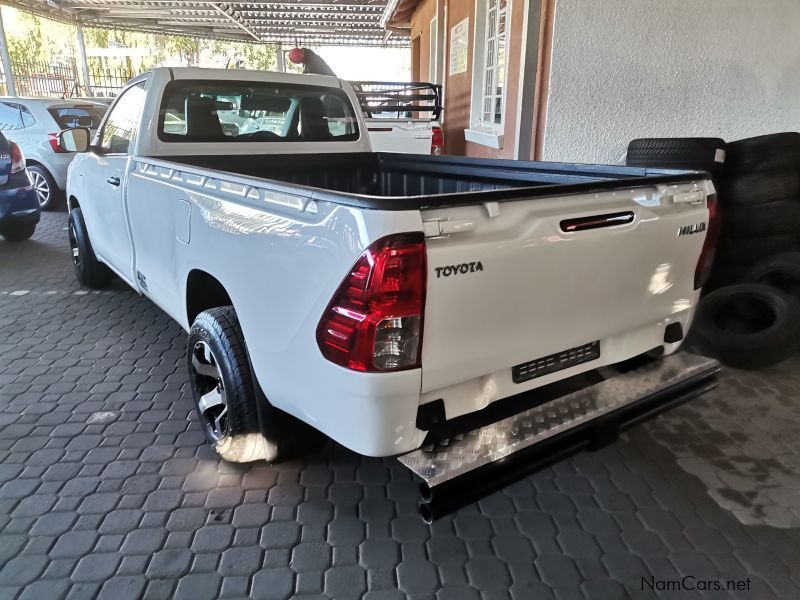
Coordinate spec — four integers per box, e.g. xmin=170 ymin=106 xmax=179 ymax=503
xmin=1 ymin=212 xmax=799 ymax=599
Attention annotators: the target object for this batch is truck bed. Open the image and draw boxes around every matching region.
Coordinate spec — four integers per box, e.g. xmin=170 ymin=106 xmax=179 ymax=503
xmin=163 ymin=152 xmax=705 ymax=210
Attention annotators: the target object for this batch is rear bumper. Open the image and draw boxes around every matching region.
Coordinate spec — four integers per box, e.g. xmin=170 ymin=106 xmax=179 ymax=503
xmin=397 ymin=351 xmax=720 ymax=521
xmin=0 ymin=183 xmax=40 ymax=226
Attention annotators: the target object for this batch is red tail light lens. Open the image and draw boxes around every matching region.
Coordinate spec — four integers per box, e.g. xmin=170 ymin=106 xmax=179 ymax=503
xmin=431 ymin=126 xmax=444 ymax=155
xmin=48 ymin=133 xmax=68 ymax=153
xmin=9 ymin=142 xmax=25 ymax=173
xmin=317 ymin=233 xmax=427 ymax=372
xmin=694 ymin=193 xmax=721 ymax=289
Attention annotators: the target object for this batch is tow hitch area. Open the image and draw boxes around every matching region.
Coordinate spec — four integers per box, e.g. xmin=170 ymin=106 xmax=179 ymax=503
xmin=398 ymin=352 xmax=720 ymax=522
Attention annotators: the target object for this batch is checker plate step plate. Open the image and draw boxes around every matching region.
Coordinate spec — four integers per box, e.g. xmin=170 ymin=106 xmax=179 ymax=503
xmin=398 ymin=352 xmax=719 ymax=488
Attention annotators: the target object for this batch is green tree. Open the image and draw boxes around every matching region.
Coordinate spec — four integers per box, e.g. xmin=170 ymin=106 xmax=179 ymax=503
xmin=5 ymin=9 xmax=44 ymax=66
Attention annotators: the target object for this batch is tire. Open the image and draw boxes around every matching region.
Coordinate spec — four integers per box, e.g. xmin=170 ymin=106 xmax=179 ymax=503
xmin=0 ymin=221 xmax=36 ymax=241
xmin=690 ymin=284 xmax=800 ymax=368
xmin=626 ymin=138 xmax=726 ymax=174
xmin=726 ymin=132 xmax=800 ymax=174
xmin=720 ymin=170 xmax=800 ymax=206
xmin=744 ymin=252 xmax=800 ymax=303
xmin=722 ymin=199 xmax=800 ymax=237
xmin=187 ymin=306 xmax=325 ymax=463
xmin=68 ymin=207 xmax=112 ymax=288
xmin=703 ymin=264 xmax=748 ymax=292
xmin=716 ymin=234 xmax=800 ymax=266
xmin=27 ymin=165 xmax=62 ymax=211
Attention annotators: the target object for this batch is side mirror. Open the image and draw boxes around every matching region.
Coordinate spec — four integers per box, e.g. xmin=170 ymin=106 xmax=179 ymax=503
xmin=57 ymin=127 xmax=91 ymax=153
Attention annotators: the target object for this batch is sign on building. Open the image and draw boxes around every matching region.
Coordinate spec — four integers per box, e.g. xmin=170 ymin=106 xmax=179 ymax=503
xmin=449 ymin=18 xmax=469 ymax=75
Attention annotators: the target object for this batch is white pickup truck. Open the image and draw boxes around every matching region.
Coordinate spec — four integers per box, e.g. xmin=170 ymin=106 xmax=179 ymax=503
xmin=63 ymin=67 xmax=720 ymax=516
xmin=351 ymin=81 xmax=444 ymax=155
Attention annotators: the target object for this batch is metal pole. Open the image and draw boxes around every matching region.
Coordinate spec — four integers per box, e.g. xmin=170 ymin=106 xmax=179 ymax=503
xmin=0 ymin=7 xmax=16 ymax=96
xmin=75 ymin=25 xmax=93 ymax=97
xmin=276 ymin=43 xmax=285 ymax=72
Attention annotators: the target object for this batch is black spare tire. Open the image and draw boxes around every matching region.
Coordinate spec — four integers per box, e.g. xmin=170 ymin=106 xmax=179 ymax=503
xmin=690 ymin=283 xmax=800 ymax=369
xmin=626 ymin=137 xmax=727 ymax=174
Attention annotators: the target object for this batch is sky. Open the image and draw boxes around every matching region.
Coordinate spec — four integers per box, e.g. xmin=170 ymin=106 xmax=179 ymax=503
xmin=307 ymin=46 xmax=410 ymax=81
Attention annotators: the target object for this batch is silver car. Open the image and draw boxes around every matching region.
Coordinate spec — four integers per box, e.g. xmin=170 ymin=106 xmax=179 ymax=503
xmin=0 ymin=98 xmax=107 ymax=209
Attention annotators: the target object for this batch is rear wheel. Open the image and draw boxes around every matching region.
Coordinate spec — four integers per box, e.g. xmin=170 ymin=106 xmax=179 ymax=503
xmin=27 ymin=165 xmax=61 ymax=211
xmin=68 ymin=207 xmax=112 ymax=288
xmin=187 ymin=306 xmax=325 ymax=463
xmin=0 ymin=221 xmax=36 ymax=241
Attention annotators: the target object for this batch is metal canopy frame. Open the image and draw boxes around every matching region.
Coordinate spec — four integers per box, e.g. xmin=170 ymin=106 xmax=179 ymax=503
xmin=2 ymin=1 xmax=407 ymax=47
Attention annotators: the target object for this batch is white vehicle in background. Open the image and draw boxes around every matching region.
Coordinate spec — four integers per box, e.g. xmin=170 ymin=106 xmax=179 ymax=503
xmin=0 ymin=98 xmax=107 ymax=209
xmin=350 ymin=81 xmax=444 ymax=155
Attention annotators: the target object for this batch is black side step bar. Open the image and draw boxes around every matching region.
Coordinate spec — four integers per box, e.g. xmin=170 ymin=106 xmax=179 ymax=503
xmin=396 ymin=352 xmax=720 ymax=522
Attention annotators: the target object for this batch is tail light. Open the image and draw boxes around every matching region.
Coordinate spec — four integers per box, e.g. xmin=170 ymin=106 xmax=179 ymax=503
xmin=316 ymin=233 xmax=427 ymax=372
xmin=9 ymin=142 xmax=25 ymax=173
xmin=694 ymin=193 xmax=721 ymax=289
xmin=48 ymin=133 xmax=69 ymax=153
xmin=431 ymin=126 xmax=444 ymax=155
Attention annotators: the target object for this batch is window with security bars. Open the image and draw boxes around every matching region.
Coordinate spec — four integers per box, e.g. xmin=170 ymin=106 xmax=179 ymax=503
xmin=479 ymin=0 xmax=508 ymax=128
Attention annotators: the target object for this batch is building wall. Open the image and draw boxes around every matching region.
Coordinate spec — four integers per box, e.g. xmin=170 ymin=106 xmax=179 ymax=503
xmin=409 ymin=0 xmax=437 ymax=82
xmin=542 ymin=0 xmax=800 ymax=164
xmin=441 ymin=0 xmax=526 ymax=158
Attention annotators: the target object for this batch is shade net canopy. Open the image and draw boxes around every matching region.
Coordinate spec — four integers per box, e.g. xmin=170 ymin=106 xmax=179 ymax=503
xmin=4 ymin=1 xmax=406 ymax=47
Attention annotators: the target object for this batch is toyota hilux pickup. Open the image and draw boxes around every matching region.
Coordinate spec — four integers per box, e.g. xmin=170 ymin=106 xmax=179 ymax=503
xmin=63 ymin=68 xmax=720 ymax=519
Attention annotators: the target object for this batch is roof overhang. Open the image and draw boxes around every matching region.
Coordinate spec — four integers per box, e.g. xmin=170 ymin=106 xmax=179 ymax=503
xmin=3 ymin=1 xmax=411 ymax=47
xmin=380 ymin=0 xmax=422 ymax=30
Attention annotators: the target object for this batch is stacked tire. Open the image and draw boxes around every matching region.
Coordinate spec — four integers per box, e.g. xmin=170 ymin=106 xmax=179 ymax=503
xmin=626 ymin=134 xmax=800 ymax=369
xmin=626 ymin=137 xmax=727 ymax=178
xmin=714 ymin=133 xmax=800 ymax=286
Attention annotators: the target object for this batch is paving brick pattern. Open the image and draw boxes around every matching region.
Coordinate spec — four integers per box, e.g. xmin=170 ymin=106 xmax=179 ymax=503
xmin=1 ymin=212 xmax=799 ymax=599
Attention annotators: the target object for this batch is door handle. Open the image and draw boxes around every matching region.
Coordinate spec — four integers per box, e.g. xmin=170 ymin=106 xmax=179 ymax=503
xmin=107 ymin=176 xmax=121 ymax=186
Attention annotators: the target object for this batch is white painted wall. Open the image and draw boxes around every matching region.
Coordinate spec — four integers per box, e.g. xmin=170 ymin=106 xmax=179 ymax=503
xmin=541 ymin=0 xmax=800 ymax=164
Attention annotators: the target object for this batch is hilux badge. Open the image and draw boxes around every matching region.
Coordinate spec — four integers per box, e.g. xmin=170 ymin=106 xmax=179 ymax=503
xmin=677 ymin=222 xmax=706 ymax=237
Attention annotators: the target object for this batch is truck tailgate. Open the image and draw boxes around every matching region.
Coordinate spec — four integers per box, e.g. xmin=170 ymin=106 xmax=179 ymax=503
xmin=366 ymin=120 xmax=432 ymax=154
xmin=420 ymin=183 xmax=710 ymax=395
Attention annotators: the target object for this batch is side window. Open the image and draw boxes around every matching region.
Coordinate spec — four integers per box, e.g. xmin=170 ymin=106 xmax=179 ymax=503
xmin=20 ymin=106 xmax=35 ymax=128
xmin=0 ymin=102 xmax=24 ymax=130
xmin=99 ymin=82 xmax=147 ymax=154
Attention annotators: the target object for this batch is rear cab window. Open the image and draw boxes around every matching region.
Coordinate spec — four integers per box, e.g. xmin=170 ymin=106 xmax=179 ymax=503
xmin=47 ymin=104 xmax=107 ymax=130
xmin=157 ymin=80 xmax=360 ymax=143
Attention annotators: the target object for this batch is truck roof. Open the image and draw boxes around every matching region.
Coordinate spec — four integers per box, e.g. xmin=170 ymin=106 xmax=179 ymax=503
xmin=146 ymin=66 xmax=343 ymax=89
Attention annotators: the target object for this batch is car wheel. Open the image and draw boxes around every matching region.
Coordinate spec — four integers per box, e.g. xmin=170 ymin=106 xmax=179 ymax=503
xmin=690 ymin=283 xmax=800 ymax=369
xmin=27 ymin=165 xmax=60 ymax=211
xmin=68 ymin=207 xmax=112 ymax=288
xmin=188 ymin=306 xmax=325 ymax=463
xmin=0 ymin=221 xmax=36 ymax=241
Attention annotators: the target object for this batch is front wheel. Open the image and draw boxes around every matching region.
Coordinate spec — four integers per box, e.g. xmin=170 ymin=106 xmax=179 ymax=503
xmin=68 ymin=208 xmax=112 ymax=288
xmin=0 ymin=221 xmax=36 ymax=241
xmin=187 ymin=306 xmax=325 ymax=463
